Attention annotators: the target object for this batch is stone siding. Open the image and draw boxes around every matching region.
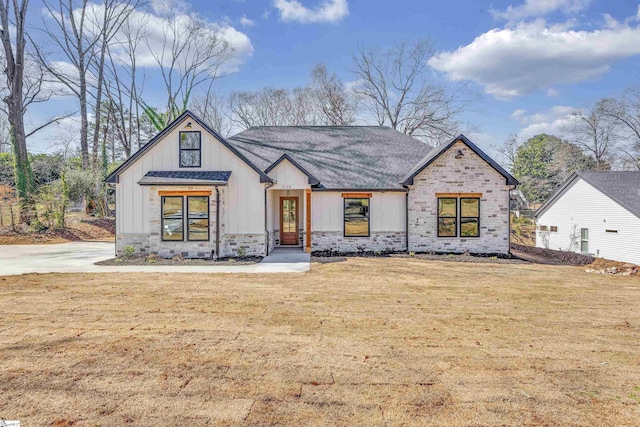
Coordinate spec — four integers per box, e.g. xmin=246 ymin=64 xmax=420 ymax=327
xmin=311 ymin=231 xmax=406 ymax=253
xmin=116 ymin=233 xmax=150 ymax=256
xmin=115 ymin=185 xmax=266 ymax=259
xmin=407 ymin=141 xmax=511 ymax=254
xmin=221 ymin=233 xmax=267 ymax=257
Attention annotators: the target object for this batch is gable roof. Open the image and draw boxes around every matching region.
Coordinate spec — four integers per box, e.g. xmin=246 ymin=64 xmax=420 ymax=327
xmin=264 ymin=153 xmax=321 ymax=185
xmin=228 ymin=126 xmax=434 ymax=189
xmin=401 ymin=134 xmax=519 ymax=186
xmin=105 ymin=110 xmax=271 ymax=184
xmin=536 ymin=171 xmax=640 ymax=219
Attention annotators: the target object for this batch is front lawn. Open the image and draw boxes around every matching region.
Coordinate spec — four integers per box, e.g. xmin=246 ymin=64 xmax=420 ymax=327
xmin=1 ymin=258 xmax=639 ymax=425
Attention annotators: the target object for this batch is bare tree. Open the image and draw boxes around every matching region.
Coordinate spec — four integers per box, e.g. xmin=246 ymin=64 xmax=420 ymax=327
xmin=0 ymin=0 xmax=36 ymax=222
xmin=143 ymin=5 xmax=233 ymax=130
xmin=350 ymin=40 xmax=471 ymax=143
xmin=493 ymin=134 xmax=519 ymax=172
xmin=190 ymin=84 xmax=233 ymax=136
xmin=567 ymin=100 xmax=619 ymax=170
xmin=36 ymin=0 xmax=102 ymax=169
xmin=309 ymin=63 xmax=358 ymax=125
xmin=0 ymin=111 xmax=10 ymax=152
xmin=228 ymin=87 xmax=318 ymax=129
xmin=600 ymin=88 xmax=640 ymax=170
xmin=103 ymin=3 xmax=147 ymax=157
xmin=85 ymin=0 xmax=137 ymax=167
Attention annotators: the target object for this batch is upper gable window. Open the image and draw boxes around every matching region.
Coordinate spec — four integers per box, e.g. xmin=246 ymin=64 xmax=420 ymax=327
xmin=179 ymin=131 xmax=201 ymax=167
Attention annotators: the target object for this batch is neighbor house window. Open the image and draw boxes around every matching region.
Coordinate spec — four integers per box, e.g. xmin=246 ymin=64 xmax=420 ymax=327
xmin=179 ymin=131 xmax=201 ymax=167
xmin=460 ymin=198 xmax=480 ymax=237
xmin=437 ymin=198 xmax=457 ymax=237
xmin=344 ymin=198 xmax=369 ymax=237
xmin=580 ymin=228 xmax=589 ymax=253
xmin=162 ymin=196 xmax=183 ymax=241
xmin=187 ymin=196 xmax=209 ymax=241
xmin=161 ymin=195 xmax=209 ymax=242
xmin=550 ymin=226 xmax=558 ymax=232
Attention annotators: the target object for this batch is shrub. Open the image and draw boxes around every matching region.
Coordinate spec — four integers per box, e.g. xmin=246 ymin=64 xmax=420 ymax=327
xmin=409 ymin=251 xmax=415 ymax=257
xmin=237 ymin=246 xmax=246 ymax=258
xmin=121 ymin=245 xmax=135 ymax=257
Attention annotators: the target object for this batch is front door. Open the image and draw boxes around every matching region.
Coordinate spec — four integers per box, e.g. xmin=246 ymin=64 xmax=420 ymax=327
xmin=280 ymin=197 xmax=299 ymax=245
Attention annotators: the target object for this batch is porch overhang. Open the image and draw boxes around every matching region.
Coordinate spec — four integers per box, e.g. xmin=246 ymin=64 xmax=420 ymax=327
xmin=138 ymin=170 xmax=231 ymax=186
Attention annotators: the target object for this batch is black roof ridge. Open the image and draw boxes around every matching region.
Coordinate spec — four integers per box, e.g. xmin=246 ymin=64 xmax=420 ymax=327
xmin=105 ymin=110 xmax=272 ymax=184
xmin=536 ymin=170 xmax=640 ymax=219
xmin=401 ymin=134 xmax=518 ymax=186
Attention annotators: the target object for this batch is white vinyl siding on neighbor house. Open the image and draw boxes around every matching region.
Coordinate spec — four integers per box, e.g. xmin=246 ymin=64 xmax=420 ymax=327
xmin=536 ymin=178 xmax=640 ymax=264
xmin=115 ymin=117 xmax=266 ymax=237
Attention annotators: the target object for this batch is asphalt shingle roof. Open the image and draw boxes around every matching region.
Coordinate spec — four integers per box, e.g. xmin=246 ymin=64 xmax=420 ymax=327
xmin=138 ymin=170 xmax=231 ymax=185
xmin=228 ymin=126 xmax=434 ymax=189
xmin=577 ymin=171 xmax=640 ymax=218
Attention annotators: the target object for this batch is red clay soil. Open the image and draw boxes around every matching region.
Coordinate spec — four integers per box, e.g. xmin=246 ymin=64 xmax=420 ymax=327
xmin=0 ymin=216 xmax=115 ymax=244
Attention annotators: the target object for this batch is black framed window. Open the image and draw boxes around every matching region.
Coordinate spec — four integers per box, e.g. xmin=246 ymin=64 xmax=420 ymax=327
xmin=437 ymin=198 xmax=457 ymax=237
xmin=187 ymin=196 xmax=209 ymax=241
xmin=161 ymin=196 xmax=183 ymax=241
xmin=344 ymin=198 xmax=370 ymax=237
xmin=179 ymin=131 xmax=201 ymax=167
xmin=460 ymin=198 xmax=480 ymax=237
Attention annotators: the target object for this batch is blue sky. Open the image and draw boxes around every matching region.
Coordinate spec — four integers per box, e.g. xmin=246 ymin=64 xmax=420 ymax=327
xmin=26 ymin=0 xmax=640 ymax=160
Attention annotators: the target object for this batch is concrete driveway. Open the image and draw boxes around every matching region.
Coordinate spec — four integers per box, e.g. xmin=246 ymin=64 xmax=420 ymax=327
xmin=0 ymin=242 xmax=310 ymax=276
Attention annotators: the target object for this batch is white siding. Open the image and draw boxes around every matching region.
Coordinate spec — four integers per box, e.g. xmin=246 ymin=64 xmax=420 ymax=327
xmin=536 ymin=177 xmax=640 ymax=264
xmin=116 ymin=115 xmax=266 ymax=235
xmin=311 ymin=191 xmax=406 ymax=233
xmin=268 ymin=160 xmax=310 ymax=190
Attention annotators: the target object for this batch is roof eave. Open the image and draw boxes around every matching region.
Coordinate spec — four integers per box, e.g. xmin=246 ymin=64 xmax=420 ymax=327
xmin=402 ymin=134 xmax=519 ymax=187
xmin=104 ymin=110 xmax=273 ymax=185
xmin=264 ymin=153 xmax=321 ymax=186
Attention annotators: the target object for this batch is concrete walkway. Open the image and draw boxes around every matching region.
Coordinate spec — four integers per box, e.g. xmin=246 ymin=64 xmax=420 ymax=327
xmin=0 ymin=242 xmax=310 ymax=276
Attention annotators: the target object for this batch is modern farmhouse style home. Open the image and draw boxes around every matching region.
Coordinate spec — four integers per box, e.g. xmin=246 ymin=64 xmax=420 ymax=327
xmin=535 ymin=171 xmax=640 ymax=265
xmin=106 ymin=111 xmax=518 ymax=258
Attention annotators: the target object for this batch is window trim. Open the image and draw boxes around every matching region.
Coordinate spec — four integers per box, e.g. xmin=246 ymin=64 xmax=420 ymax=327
xmin=580 ymin=228 xmax=589 ymax=253
xmin=179 ymin=131 xmax=202 ymax=168
xmin=437 ymin=197 xmax=458 ymax=238
xmin=161 ymin=196 xmax=184 ymax=242
xmin=186 ymin=195 xmax=210 ymax=242
xmin=161 ymin=195 xmax=210 ymax=242
xmin=459 ymin=197 xmax=480 ymax=238
xmin=343 ymin=197 xmax=370 ymax=238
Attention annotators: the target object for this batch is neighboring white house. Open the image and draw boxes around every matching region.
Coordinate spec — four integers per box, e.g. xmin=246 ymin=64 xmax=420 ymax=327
xmin=106 ymin=111 xmax=518 ymax=258
xmin=535 ymin=171 xmax=640 ymax=264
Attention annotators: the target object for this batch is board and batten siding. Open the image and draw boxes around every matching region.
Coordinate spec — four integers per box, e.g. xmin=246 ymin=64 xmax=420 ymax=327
xmin=536 ymin=177 xmax=640 ymax=264
xmin=311 ymin=191 xmax=406 ymax=233
xmin=116 ymin=116 xmax=266 ymax=237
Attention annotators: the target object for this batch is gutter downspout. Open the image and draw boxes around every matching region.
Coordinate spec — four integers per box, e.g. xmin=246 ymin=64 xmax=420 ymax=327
xmin=264 ymin=182 xmax=275 ymax=256
xmin=215 ymin=186 xmax=220 ymax=259
xmin=405 ymin=189 xmax=410 ymax=253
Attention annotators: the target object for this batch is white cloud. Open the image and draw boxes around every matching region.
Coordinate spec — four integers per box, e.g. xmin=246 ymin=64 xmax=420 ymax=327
xmin=491 ymin=0 xmax=591 ymax=22
xmin=44 ymin=3 xmax=253 ymax=75
xmin=515 ymin=105 xmax=579 ymax=140
xmin=546 ymin=88 xmax=560 ymax=97
xmin=274 ymin=0 xmax=348 ymax=24
xmin=240 ymin=15 xmax=255 ymax=27
xmin=510 ymin=109 xmax=526 ymax=120
xmin=429 ymin=17 xmax=640 ymax=100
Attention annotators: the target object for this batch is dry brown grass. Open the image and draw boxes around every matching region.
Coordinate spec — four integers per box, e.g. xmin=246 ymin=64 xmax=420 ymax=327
xmin=1 ymin=258 xmax=639 ymax=426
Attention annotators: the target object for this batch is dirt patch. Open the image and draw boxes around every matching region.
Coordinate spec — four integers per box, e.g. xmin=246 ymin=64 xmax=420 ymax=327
xmin=96 ymin=255 xmax=262 ymax=266
xmin=393 ymin=252 xmax=526 ymax=264
xmin=511 ymin=243 xmax=595 ymax=266
xmin=0 ymin=214 xmax=115 ymax=244
xmin=1 ymin=259 xmax=640 ymax=425
xmin=584 ymin=258 xmax=639 ymax=276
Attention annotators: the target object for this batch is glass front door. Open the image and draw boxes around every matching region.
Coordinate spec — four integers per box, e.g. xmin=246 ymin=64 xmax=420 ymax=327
xmin=280 ymin=197 xmax=299 ymax=245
